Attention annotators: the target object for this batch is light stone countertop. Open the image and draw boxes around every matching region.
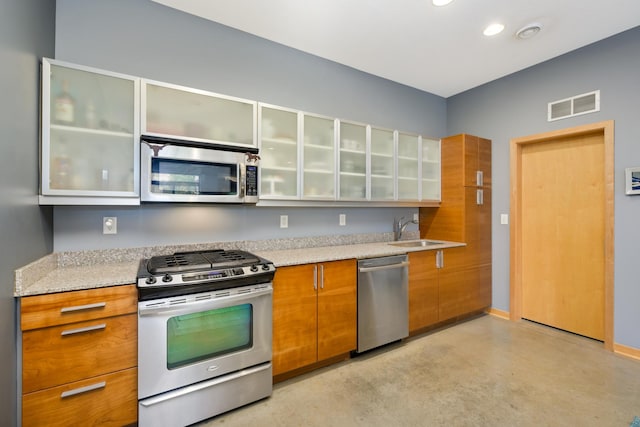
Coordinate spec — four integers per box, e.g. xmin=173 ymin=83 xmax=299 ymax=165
xmin=14 ymin=233 xmax=464 ymax=297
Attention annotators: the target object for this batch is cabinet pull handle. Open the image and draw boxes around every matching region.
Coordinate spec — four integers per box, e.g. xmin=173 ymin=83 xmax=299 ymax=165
xmin=440 ymin=251 xmax=445 ymax=268
xmin=477 ymin=170 xmax=483 ymax=187
xmin=61 ymin=323 xmax=106 ymax=336
xmin=60 ymin=302 xmax=106 ymax=313
xmin=61 ymin=381 xmax=106 ymax=398
xmin=313 ymin=265 xmax=318 ymax=290
xmin=320 ymin=265 xmax=324 ymax=290
xmin=477 ymin=189 xmax=484 ymax=206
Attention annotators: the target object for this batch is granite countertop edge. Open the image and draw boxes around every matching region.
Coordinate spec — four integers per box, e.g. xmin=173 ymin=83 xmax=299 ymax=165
xmin=14 ymin=233 xmax=465 ymax=297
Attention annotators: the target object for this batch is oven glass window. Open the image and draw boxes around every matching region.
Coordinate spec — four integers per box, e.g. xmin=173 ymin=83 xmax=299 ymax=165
xmin=166 ymin=304 xmax=252 ymax=369
xmin=151 ymin=158 xmax=238 ymax=195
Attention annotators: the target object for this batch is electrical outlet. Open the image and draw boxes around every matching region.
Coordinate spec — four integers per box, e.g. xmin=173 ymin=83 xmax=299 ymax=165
xmin=103 ymin=217 xmax=117 ymax=234
xmin=339 ymin=214 xmax=346 ymax=226
xmin=501 ymin=214 xmax=509 ymax=225
xmin=413 ymin=213 xmax=419 ymax=222
xmin=280 ymin=215 xmax=288 ymax=228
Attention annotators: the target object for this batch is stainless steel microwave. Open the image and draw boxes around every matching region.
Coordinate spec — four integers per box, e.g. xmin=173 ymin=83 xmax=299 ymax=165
xmin=140 ymin=137 xmax=259 ymax=204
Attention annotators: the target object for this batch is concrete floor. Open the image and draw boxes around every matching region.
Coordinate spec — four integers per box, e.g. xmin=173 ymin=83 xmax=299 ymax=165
xmin=198 ymin=315 xmax=640 ymax=427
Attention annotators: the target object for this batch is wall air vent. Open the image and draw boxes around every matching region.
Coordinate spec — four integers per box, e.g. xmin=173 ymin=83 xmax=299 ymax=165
xmin=548 ymin=90 xmax=600 ymax=121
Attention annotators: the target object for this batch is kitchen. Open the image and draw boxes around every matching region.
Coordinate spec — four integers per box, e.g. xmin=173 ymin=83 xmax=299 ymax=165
xmin=3 ymin=0 xmax=640 ymax=426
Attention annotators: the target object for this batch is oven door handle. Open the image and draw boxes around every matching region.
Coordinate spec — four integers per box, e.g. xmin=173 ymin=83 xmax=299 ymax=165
xmin=138 ymin=287 xmax=272 ymax=317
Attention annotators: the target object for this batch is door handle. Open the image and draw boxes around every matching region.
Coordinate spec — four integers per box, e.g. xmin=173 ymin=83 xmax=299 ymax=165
xmin=313 ymin=265 xmax=318 ymax=290
xmin=477 ymin=189 xmax=484 ymax=206
xmin=320 ymin=265 xmax=324 ymax=290
xmin=477 ymin=170 xmax=483 ymax=186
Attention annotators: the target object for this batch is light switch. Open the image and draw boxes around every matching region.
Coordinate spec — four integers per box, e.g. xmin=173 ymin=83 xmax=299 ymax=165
xmin=339 ymin=214 xmax=346 ymax=226
xmin=500 ymin=214 xmax=509 ymax=225
xmin=413 ymin=213 xmax=419 ymax=222
xmin=280 ymin=215 xmax=288 ymax=228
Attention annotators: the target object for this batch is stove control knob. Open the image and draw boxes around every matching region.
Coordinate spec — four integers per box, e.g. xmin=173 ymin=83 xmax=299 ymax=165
xmin=162 ymin=274 xmax=173 ymax=283
xmin=250 ymin=265 xmax=259 ymax=272
xmin=145 ymin=276 xmax=157 ymax=285
xmin=261 ymin=264 xmax=271 ymax=271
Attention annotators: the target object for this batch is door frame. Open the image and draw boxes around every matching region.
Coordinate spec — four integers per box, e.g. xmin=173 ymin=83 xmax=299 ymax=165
xmin=509 ymin=120 xmax=614 ymax=350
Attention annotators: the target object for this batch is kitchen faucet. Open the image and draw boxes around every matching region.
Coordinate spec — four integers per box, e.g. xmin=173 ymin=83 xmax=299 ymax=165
xmin=393 ymin=216 xmax=418 ymax=241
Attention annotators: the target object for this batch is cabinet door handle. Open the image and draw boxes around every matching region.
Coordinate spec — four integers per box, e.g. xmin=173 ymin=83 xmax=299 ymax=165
xmin=61 ymin=323 xmax=106 ymax=336
xmin=477 ymin=170 xmax=483 ymax=187
xmin=320 ymin=265 xmax=324 ymax=290
xmin=313 ymin=265 xmax=318 ymax=291
xmin=477 ymin=189 xmax=484 ymax=206
xmin=440 ymin=251 xmax=445 ymax=268
xmin=60 ymin=302 xmax=106 ymax=313
xmin=61 ymin=381 xmax=106 ymax=398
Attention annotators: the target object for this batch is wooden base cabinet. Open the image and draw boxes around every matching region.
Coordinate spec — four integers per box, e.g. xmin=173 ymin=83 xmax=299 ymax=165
xmin=272 ymin=259 xmax=357 ymax=376
xmin=409 ymin=247 xmax=467 ymax=332
xmin=20 ymin=285 xmax=138 ymax=427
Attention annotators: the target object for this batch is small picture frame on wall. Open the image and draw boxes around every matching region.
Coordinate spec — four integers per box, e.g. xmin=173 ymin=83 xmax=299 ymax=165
xmin=625 ymin=167 xmax=640 ymax=195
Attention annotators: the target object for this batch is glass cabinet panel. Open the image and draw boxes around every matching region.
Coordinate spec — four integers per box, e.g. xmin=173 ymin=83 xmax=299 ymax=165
xmin=259 ymin=106 xmax=299 ymax=199
xmin=302 ymin=114 xmax=335 ymax=199
xmin=339 ymin=121 xmax=367 ymax=200
xmin=41 ymin=59 xmax=139 ymax=203
xmin=397 ymin=132 xmax=420 ymax=200
xmin=422 ymin=138 xmax=441 ymax=201
xmin=370 ymin=128 xmax=395 ymax=200
xmin=143 ymin=81 xmax=256 ymax=148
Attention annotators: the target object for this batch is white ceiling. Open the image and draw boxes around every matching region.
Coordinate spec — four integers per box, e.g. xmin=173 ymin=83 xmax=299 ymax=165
xmin=152 ymin=0 xmax=640 ymax=97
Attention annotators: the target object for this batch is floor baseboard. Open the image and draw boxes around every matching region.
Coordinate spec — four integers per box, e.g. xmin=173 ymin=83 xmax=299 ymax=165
xmin=614 ymin=343 xmax=640 ymax=361
xmin=487 ymin=307 xmax=510 ymax=320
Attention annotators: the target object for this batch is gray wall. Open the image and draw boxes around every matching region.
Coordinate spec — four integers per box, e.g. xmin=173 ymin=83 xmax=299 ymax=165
xmin=0 ymin=0 xmax=56 ymax=424
xmin=52 ymin=0 xmax=445 ymax=251
xmin=447 ymin=26 xmax=640 ymax=348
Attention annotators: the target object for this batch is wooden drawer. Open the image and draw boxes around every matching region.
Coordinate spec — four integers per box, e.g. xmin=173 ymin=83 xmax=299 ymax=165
xmin=21 ymin=284 xmax=137 ymax=331
xmin=23 ymin=314 xmax=137 ymax=394
xmin=22 ymin=367 xmax=137 ymax=427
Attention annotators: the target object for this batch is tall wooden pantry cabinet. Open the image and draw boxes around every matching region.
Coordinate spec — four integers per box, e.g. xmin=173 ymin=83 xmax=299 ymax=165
xmin=419 ymin=134 xmax=492 ymax=321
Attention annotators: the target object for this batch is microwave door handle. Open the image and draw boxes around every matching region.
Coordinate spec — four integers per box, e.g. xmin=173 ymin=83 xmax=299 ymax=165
xmin=239 ymin=164 xmax=246 ymax=199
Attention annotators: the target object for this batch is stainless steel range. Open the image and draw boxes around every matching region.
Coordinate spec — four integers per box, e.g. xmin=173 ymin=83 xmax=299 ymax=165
xmin=136 ymin=249 xmax=275 ymax=427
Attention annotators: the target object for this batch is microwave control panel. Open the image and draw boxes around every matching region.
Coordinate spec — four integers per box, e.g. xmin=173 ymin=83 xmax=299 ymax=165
xmin=246 ymin=165 xmax=258 ymax=196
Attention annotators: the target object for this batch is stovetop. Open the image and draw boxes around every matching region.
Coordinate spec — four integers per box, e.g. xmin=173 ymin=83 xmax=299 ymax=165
xmin=137 ymin=249 xmax=275 ymax=301
xmin=146 ymin=249 xmax=262 ymax=274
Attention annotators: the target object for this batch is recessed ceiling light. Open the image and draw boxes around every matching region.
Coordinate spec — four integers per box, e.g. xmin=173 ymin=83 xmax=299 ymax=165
xmin=516 ymin=23 xmax=543 ymax=39
xmin=432 ymin=0 xmax=454 ymax=6
xmin=483 ymin=23 xmax=505 ymax=36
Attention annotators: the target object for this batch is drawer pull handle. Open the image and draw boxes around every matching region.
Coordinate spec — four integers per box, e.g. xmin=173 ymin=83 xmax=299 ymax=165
xmin=61 ymin=323 xmax=106 ymax=336
xmin=61 ymin=381 xmax=106 ymax=398
xmin=60 ymin=302 xmax=106 ymax=313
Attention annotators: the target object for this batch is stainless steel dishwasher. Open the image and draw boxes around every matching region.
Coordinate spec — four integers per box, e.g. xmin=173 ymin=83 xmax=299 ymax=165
xmin=356 ymin=254 xmax=409 ymax=353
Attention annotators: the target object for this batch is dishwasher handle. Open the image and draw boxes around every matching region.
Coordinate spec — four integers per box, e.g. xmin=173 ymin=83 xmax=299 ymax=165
xmin=358 ymin=261 xmax=409 ymax=273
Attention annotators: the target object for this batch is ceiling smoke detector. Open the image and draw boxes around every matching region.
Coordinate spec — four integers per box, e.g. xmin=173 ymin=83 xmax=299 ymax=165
xmin=516 ymin=23 xmax=543 ymax=39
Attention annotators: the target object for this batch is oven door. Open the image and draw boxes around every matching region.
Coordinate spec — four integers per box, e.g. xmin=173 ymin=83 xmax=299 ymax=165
xmin=138 ymin=284 xmax=272 ymax=399
xmin=141 ymin=143 xmax=251 ymax=203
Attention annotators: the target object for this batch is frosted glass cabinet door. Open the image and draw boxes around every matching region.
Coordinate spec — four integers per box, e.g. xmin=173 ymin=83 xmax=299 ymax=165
xmin=397 ymin=132 xmax=420 ymax=200
xmin=422 ymin=138 xmax=441 ymax=201
xmin=143 ymin=81 xmax=256 ymax=148
xmin=41 ymin=59 xmax=139 ymax=203
xmin=339 ymin=121 xmax=367 ymax=200
xmin=259 ymin=105 xmax=299 ymax=199
xmin=370 ymin=127 xmax=395 ymax=200
xmin=302 ymin=114 xmax=336 ymax=199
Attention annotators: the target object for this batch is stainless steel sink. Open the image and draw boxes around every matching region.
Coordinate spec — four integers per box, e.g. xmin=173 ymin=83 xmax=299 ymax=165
xmin=388 ymin=240 xmax=441 ymax=248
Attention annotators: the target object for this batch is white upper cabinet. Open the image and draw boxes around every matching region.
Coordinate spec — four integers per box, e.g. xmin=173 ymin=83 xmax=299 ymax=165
xmin=302 ymin=114 xmax=336 ymax=200
xmin=397 ymin=132 xmax=420 ymax=200
xmin=422 ymin=137 xmax=441 ymax=201
xmin=338 ymin=121 xmax=367 ymax=201
xmin=142 ymin=80 xmax=257 ymax=149
xmin=370 ymin=127 xmax=396 ymax=201
xmin=259 ymin=105 xmax=299 ymax=199
xmin=40 ymin=58 xmax=140 ymax=205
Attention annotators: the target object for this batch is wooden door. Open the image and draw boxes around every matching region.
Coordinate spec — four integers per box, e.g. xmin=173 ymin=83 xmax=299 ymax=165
xmin=408 ymin=251 xmax=439 ymax=332
xmin=516 ymin=128 xmax=608 ymax=341
xmin=272 ymin=264 xmax=318 ymax=375
xmin=317 ymin=259 xmax=357 ymax=361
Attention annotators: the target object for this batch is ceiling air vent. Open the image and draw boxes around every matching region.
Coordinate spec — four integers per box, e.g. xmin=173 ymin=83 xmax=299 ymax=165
xmin=548 ymin=90 xmax=600 ymax=121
